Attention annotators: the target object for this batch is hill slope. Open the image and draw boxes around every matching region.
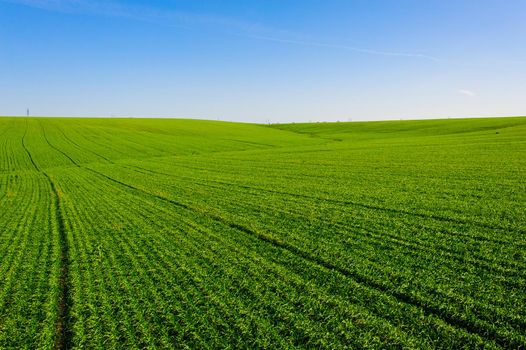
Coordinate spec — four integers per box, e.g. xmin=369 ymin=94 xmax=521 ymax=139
xmin=0 ymin=116 xmax=525 ymax=349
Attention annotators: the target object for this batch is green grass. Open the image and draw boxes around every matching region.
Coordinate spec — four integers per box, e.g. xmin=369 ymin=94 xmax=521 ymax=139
xmin=0 ymin=116 xmax=525 ymax=349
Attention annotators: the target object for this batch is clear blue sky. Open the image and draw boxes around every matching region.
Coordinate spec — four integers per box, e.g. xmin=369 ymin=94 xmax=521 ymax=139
xmin=1 ymin=0 xmax=525 ymax=122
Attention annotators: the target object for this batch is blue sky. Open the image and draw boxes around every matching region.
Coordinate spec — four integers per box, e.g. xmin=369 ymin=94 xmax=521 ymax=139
xmin=1 ymin=0 xmax=525 ymax=122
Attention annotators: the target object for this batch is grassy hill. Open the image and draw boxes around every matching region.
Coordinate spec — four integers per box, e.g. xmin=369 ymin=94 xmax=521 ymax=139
xmin=0 ymin=116 xmax=525 ymax=349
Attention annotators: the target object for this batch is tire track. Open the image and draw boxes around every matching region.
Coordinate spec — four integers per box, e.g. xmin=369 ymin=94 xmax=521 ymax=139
xmin=22 ymin=119 xmax=72 ymax=350
xmin=84 ymin=166 xmax=521 ymax=349
xmin=55 ymin=125 xmax=113 ymax=164
xmin=90 ymin=161 xmax=524 ymax=342
xmin=125 ymin=162 xmax=525 ymax=250
xmin=39 ymin=125 xmax=523 ymax=349
xmin=126 ymin=160 xmax=523 ymax=236
xmin=39 ymin=122 xmax=81 ymax=168
xmin=188 ymin=178 xmax=526 ymax=278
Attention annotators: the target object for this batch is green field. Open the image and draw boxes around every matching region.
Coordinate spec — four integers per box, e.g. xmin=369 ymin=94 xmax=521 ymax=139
xmin=0 ymin=116 xmax=525 ymax=349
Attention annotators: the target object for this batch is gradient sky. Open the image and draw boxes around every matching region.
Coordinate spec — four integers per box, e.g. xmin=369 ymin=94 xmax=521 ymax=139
xmin=1 ymin=0 xmax=525 ymax=123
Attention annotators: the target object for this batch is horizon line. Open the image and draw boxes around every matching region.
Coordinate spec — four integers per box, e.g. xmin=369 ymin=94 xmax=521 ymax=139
xmin=1 ymin=114 xmax=524 ymax=125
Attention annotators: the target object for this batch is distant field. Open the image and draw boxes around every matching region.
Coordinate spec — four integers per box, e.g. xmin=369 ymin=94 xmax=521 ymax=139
xmin=0 ymin=116 xmax=525 ymax=349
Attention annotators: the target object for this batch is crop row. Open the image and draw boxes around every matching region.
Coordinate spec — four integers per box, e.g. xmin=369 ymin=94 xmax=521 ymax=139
xmin=85 ymin=160 xmax=524 ymax=348
xmin=0 ymin=117 xmax=524 ymax=348
xmin=0 ymin=120 xmax=62 ymax=348
xmin=39 ymin=122 xmax=519 ymax=348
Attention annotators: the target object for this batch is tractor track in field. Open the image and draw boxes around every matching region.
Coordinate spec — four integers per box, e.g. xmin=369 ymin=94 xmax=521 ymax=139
xmin=22 ymin=120 xmax=72 ymax=350
xmin=122 ymin=162 xmax=526 ymax=278
xmin=78 ymin=166 xmax=520 ymax=349
xmin=123 ymin=163 xmax=526 ymax=284
xmin=46 ymin=125 xmax=517 ymax=244
xmin=120 ymin=161 xmax=525 ymax=239
xmin=55 ymin=125 xmax=114 ymax=164
xmin=40 ymin=124 xmax=524 ymax=349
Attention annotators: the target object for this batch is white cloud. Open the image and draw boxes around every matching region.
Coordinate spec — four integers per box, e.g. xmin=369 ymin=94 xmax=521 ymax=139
xmin=458 ymin=89 xmax=476 ymax=97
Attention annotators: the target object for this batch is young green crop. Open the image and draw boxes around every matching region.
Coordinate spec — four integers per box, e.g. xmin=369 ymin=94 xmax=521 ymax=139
xmin=0 ymin=116 xmax=524 ymax=348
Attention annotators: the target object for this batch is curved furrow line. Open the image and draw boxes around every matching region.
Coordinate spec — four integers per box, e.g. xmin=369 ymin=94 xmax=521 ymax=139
xmin=177 ymin=187 xmax=526 ymax=333
xmin=22 ymin=119 xmax=72 ymax=350
xmin=185 ymin=176 xmax=525 ymax=264
xmin=64 ymin=170 xmax=430 ymax=347
xmin=71 ymin=124 xmax=129 ymax=157
xmin=126 ymin=160 xmax=524 ymax=238
xmin=212 ymin=182 xmax=526 ymax=280
xmin=39 ymin=121 xmax=81 ymax=168
xmin=189 ymin=183 xmax=526 ymax=289
xmin=54 ymin=124 xmax=114 ymax=164
xmin=120 ymin=163 xmax=526 ymax=278
xmin=31 ymin=119 xmax=526 ymax=348
xmin=84 ymin=125 xmax=169 ymax=156
xmin=82 ymin=165 xmax=519 ymax=348
xmin=61 ymin=172 xmax=285 ymax=347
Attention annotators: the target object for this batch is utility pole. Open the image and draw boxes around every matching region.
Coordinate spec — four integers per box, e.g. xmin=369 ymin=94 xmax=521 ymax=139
xmin=27 ymin=108 xmax=29 ymax=117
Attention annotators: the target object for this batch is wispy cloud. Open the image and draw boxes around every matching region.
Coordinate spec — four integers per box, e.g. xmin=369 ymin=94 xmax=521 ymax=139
xmin=0 ymin=0 xmax=440 ymax=62
xmin=458 ymin=89 xmax=476 ymax=97
xmin=243 ymin=34 xmax=441 ymax=61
